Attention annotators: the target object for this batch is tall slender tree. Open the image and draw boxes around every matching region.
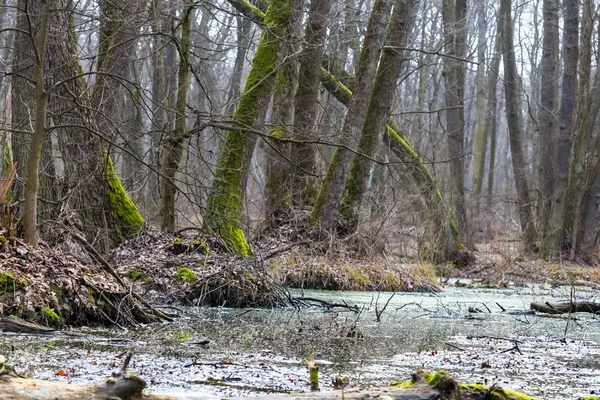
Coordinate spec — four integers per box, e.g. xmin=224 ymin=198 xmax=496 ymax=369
xmin=500 ymin=0 xmax=537 ymax=249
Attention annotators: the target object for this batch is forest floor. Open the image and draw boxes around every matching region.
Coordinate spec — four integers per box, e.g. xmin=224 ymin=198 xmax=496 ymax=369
xmin=1 ymin=218 xmax=600 ymax=329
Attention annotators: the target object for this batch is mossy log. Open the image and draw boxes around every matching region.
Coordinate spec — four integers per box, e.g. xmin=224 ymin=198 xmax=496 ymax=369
xmin=531 ymin=301 xmax=600 ymax=314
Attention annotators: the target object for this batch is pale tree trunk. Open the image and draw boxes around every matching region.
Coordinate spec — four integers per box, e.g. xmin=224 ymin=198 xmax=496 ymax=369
xmin=310 ymin=0 xmax=394 ymax=231
xmin=441 ymin=0 xmax=467 ymax=239
xmin=149 ymin=0 xmax=168 ymax=206
xmin=160 ymin=0 xmax=193 ymax=231
xmin=204 ymin=0 xmax=291 ymax=255
xmin=536 ymin=0 xmax=559 ymax=243
xmin=122 ymin=53 xmax=146 ymax=198
xmin=290 ymin=0 xmax=333 ymax=205
xmin=484 ymin=18 xmax=502 ymax=236
xmin=263 ymin=0 xmax=302 ymax=222
xmin=500 ymin=0 xmax=537 ymax=250
xmin=48 ymin=0 xmax=143 ymax=251
xmin=225 ymin=15 xmax=252 ymax=118
xmin=339 ymin=0 xmax=416 ymax=232
xmin=471 ymin=0 xmax=487 ymax=213
xmin=543 ymin=0 xmax=578 ymax=258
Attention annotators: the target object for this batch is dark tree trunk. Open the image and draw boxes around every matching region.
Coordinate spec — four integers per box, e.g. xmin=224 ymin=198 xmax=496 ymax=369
xmin=290 ymin=0 xmax=333 ymax=205
xmin=536 ymin=0 xmax=559 ymax=243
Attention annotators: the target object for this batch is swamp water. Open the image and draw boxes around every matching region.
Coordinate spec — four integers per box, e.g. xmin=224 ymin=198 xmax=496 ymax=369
xmin=2 ymin=284 xmax=600 ymax=399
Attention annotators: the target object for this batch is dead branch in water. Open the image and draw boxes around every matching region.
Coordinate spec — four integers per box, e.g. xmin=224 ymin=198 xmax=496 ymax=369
xmin=531 ymin=301 xmax=600 ymax=314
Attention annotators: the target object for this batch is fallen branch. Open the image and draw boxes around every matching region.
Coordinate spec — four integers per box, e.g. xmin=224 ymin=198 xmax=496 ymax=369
xmin=530 ymin=301 xmax=600 ymax=314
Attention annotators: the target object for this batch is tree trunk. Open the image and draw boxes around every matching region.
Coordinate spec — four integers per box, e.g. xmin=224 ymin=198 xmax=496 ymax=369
xmin=500 ymin=0 xmax=537 ymax=250
xmin=160 ymin=1 xmax=193 ymax=231
xmin=441 ymin=0 xmax=467 ymax=239
xmin=566 ymin=0 xmax=593 ymax=259
xmin=310 ymin=0 xmax=394 ymax=231
xmin=22 ymin=0 xmax=49 ymax=246
xmin=263 ymin=0 xmax=302 ymax=222
xmin=339 ymin=0 xmax=415 ymax=232
xmin=149 ymin=0 xmax=168 ymax=207
xmin=536 ymin=0 xmax=559 ymax=244
xmin=204 ymin=0 xmax=291 ymax=255
xmin=484 ymin=19 xmax=502 ymax=237
xmin=470 ymin=0 xmax=487 ymax=213
xmin=543 ymin=0 xmax=579 ymax=258
xmin=48 ymin=0 xmax=143 ymax=251
xmin=290 ymin=0 xmax=333 ymax=205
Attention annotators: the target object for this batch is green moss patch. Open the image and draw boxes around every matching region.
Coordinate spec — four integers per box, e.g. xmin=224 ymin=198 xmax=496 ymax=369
xmin=39 ymin=306 xmax=62 ymax=326
xmin=174 ymin=266 xmax=197 ymax=284
xmin=0 ymin=271 xmax=27 ymax=294
xmin=126 ymin=268 xmax=154 ymax=284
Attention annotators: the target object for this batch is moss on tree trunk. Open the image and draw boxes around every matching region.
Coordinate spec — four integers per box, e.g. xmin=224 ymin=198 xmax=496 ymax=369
xmin=47 ymin=0 xmax=143 ymax=250
xmin=204 ymin=0 xmax=291 ymax=255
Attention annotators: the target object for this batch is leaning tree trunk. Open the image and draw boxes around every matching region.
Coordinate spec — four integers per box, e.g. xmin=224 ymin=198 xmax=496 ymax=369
xmin=500 ymin=0 xmax=537 ymax=250
xmin=310 ymin=0 xmax=394 ymax=231
xmin=536 ymin=0 xmax=559 ymax=246
xmin=339 ymin=0 xmax=415 ymax=232
xmin=543 ymin=0 xmax=579 ymax=258
xmin=320 ymin=69 xmax=463 ymax=260
xmin=160 ymin=1 xmax=193 ymax=231
xmin=204 ymin=0 xmax=291 ymax=255
xmin=47 ymin=0 xmax=143 ymax=252
xmin=290 ymin=0 xmax=333 ymax=205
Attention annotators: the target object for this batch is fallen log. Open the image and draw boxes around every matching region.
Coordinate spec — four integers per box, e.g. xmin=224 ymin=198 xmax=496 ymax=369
xmin=530 ymin=301 xmax=600 ymax=314
xmin=0 ymin=353 xmax=539 ymax=400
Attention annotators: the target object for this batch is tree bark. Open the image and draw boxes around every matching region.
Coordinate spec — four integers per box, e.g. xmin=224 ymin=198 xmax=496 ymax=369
xmin=543 ymin=0 xmax=579 ymax=258
xmin=339 ymin=0 xmax=415 ymax=232
xmin=204 ymin=0 xmax=291 ymax=255
xmin=471 ymin=0 xmax=487 ymax=212
xmin=48 ymin=0 xmax=143 ymax=251
xmin=566 ymin=0 xmax=593 ymax=259
xmin=290 ymin=0 xmax=333 ymax=205
xmin=263 ymin=0 xmax=302 ymax=222
xmin=484 ymin=19 xmax=502 ymax=237
xmin=22 ymin=0 xmax=49 ymax=246
xmin=441 ymin=0 xmax=467 ymax=238
xmin=310 ymin=0 xmax=394 ymax=231
xmin=500 ymin=0 xmax=537 ymax=250
xmin=160 ymin=1 xmax=193 ymax=231
xmin=536 ymin=0 xmax=559 ymax=243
